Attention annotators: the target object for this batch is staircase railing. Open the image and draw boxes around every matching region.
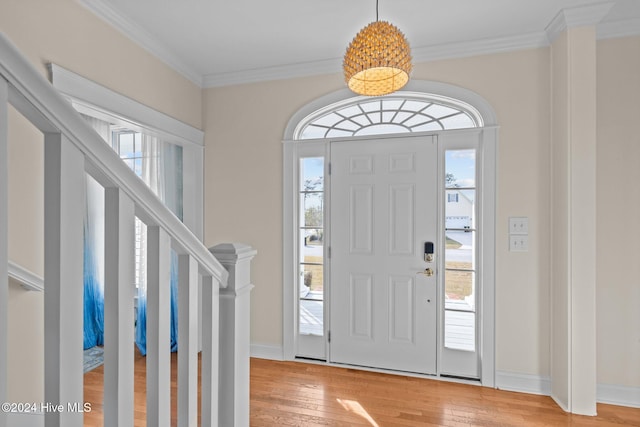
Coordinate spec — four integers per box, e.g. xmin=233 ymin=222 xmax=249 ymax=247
xmin=0 ymin=32 xmax=253 ymax=427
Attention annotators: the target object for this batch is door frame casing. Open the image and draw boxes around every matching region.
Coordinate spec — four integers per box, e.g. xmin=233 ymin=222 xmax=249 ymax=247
xmin=282 ymin=81 xmax=497 ymax=387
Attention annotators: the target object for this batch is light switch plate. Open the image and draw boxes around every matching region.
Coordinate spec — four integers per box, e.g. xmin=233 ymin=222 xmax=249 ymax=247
xmin=509 ymin=217 xmax=528 ymax=235
xmin=509 ymin=235 xmax=529 ymax=252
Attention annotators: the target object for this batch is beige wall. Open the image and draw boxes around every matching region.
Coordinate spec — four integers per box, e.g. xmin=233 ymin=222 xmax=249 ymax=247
xmin=7 ymin=280 xmax=44 ymax=402
xmin=2 ymin=0 xmax=203 ymax=401
xmin=204 ymin=47 xmax=553 ymax=377
xmin=596 ymin=35 xmax=640 ymax=388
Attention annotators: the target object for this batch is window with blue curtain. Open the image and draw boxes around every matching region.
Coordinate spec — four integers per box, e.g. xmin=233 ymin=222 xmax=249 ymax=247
xmin=82 ymin=115 xmax=183 ymax=355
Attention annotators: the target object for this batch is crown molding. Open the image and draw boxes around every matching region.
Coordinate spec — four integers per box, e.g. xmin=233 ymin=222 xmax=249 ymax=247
xmin=598 ymin=18 xmax=640 ymax=40
xmin=545 ymin=2 xmax=615 ymax=42
xmin=78 ymin=0 xmax=203 ymax=87
xmin=203 ymin=32 xmax=549 ymax=88
xmin=79 ymin=0 xmax=637 ymax=89
xmin=202 ymin=57 xmax=342 ymax=88
xmin=411 ymin=32 xmax=550 ymax=63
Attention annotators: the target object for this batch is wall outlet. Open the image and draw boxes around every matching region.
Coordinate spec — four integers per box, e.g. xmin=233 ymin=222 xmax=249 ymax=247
xmin=509 ymin=217 xmax=528 ymax=235
xmin=509 ymin=235 xmax=529 ymax=252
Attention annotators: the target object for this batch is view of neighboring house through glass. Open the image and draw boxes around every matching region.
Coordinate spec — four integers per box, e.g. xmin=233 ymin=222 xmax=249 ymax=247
xmin=299 ymin=157 xmax=324 ymax=336
xmin=444 ymin=149 xmax=477 ymax=352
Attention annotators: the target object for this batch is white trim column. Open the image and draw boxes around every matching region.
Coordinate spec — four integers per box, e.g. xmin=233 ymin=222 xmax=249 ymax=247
xmin=43 ymin=133 xmax=85 ymax=427
xmin=0 ymin=77 xmax=8 ymax=427
xmin=210 ymin=243 xmax=256 ymax=427
xmin=103 ymin=188 xmax=136 ymax=427
xmin=547 ymin=3 xmax=612 ymax=415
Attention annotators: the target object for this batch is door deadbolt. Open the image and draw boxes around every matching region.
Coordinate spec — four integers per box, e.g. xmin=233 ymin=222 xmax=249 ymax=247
xmin=424 ymin=242 xmax=434 ymax=263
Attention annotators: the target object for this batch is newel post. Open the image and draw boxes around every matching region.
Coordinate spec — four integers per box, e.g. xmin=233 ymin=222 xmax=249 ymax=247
xmin=209 ymin=243 xmax=256 ymax=427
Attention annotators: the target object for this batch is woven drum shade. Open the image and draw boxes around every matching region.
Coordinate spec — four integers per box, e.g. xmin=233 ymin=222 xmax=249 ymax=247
xmin=343 ymin=20 xmax=412 ymax=96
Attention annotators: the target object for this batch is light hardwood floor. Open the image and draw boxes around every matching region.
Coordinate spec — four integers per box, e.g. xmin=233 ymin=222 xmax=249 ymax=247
xmin=84 ymin=352 xmax=640 ymax=426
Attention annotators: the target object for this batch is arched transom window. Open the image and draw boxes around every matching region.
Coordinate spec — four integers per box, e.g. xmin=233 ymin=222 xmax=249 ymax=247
xmin=296 ymin=92 xmax=483 ymax=140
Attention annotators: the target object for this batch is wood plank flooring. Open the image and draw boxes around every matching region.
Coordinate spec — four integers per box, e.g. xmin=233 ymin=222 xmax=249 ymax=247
xmin=250 ymin=359 xmax=640 ymax=426
xmin=83 ymin=353 xmax=640 ymax=426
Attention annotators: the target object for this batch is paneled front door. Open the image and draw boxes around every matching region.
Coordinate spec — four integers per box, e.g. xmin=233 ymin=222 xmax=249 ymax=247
xmin=330 ymin=136 xmax=438 ymax=374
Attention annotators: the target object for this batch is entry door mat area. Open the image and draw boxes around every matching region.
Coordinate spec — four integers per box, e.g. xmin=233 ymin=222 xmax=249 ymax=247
xmin=83 ymin=346 xmax=104 ymax=373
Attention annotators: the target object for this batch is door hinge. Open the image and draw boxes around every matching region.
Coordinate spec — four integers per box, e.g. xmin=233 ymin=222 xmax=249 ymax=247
xmin=328 ymin=330 xmax=331 ymax=343
xmin=328 ymin=246 xmax=331 ymax=258
xmin=328 ymin=162 xmax=332 ymax=175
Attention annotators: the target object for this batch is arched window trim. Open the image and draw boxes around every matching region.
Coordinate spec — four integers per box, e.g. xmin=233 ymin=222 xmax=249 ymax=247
xmin=295 ymin=92 xmax=483 ymax=140
xmin=283 ymin=81 xmax=498 ymax=142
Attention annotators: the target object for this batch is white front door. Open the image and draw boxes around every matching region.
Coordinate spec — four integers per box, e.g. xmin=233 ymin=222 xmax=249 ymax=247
xmin=329 ymin=136 xmax=438 ymax=374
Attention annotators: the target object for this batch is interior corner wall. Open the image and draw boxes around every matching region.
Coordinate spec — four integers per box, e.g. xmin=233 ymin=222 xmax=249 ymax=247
xmin=596 ymin=35 xmax=640 ymax=389
xmin=203 ymin=47 xmax=552 ymax=380
xmin=1 ymin=0 xmax=203 ymax=402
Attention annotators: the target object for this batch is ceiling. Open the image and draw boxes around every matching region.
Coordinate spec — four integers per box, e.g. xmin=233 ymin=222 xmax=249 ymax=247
xmin=79 ymin=0 xmax=640 ymax=87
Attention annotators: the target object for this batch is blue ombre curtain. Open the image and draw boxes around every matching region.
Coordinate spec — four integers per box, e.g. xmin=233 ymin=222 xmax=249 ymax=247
xmin=83 ymin=219 xmax=104 ymax=349
xmin=82 ymin=116 xmax=109 ymax=351
xmin=135 ymin=251 xmax=179 ymax=355
xmin=135 ymin=138 xmax=183 ymax=356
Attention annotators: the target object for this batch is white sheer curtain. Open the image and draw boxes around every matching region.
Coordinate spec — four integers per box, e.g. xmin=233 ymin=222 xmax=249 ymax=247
xmin=137 ymin=134 xmax=183 ymax=354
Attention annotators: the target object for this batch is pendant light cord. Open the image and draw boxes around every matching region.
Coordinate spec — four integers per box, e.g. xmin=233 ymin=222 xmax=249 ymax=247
xmin=376 ymin=0 xmax=379 ymax=21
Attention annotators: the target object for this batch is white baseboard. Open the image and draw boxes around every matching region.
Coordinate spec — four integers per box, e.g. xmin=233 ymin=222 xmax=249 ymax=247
xmin=496 ymin=371 xmax=640 ymax=409
xmin=597 ymin=383 xmax=640 ymax=408
xmin=7 ymin=412 xmax=44 ymax=427
xmin=495 ymin=370 xmax=552 ymax=396
xmin=250 ymin=343 xmax=284 ymax=361
xmin=551 ymin=393 xmax=571 ymax=413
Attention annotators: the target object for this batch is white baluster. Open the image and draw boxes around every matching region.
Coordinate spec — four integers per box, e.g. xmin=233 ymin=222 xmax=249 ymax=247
xmin=201 ymin=275 xmax=219 ymax=427
xmin=178 ymin=254 xmax=198 ymax=427
xmin=103 ymin=188 xmax=135 ymax=427
xmin=0 ymin=77 xmax=8 ymax=427
xmin=146 ymin=226 xmax=171 ymax=427
xmin=43 ymin=133 xmax=85 ymax=427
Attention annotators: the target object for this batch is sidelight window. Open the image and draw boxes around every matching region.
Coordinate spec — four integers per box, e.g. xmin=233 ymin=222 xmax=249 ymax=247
xmin=444 ymin=149 xmax=477 ymax=352
xmin=298 ymin=157 xmax=325 ymax=336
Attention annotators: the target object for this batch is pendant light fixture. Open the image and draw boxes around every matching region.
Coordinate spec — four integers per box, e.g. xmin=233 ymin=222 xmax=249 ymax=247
xmin=343 ymin=0 xmax=412 ymax=96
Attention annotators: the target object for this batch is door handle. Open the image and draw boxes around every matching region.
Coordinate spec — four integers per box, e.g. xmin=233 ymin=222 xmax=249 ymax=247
xmin=417 ymin=268 xmax=434 ymax=277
